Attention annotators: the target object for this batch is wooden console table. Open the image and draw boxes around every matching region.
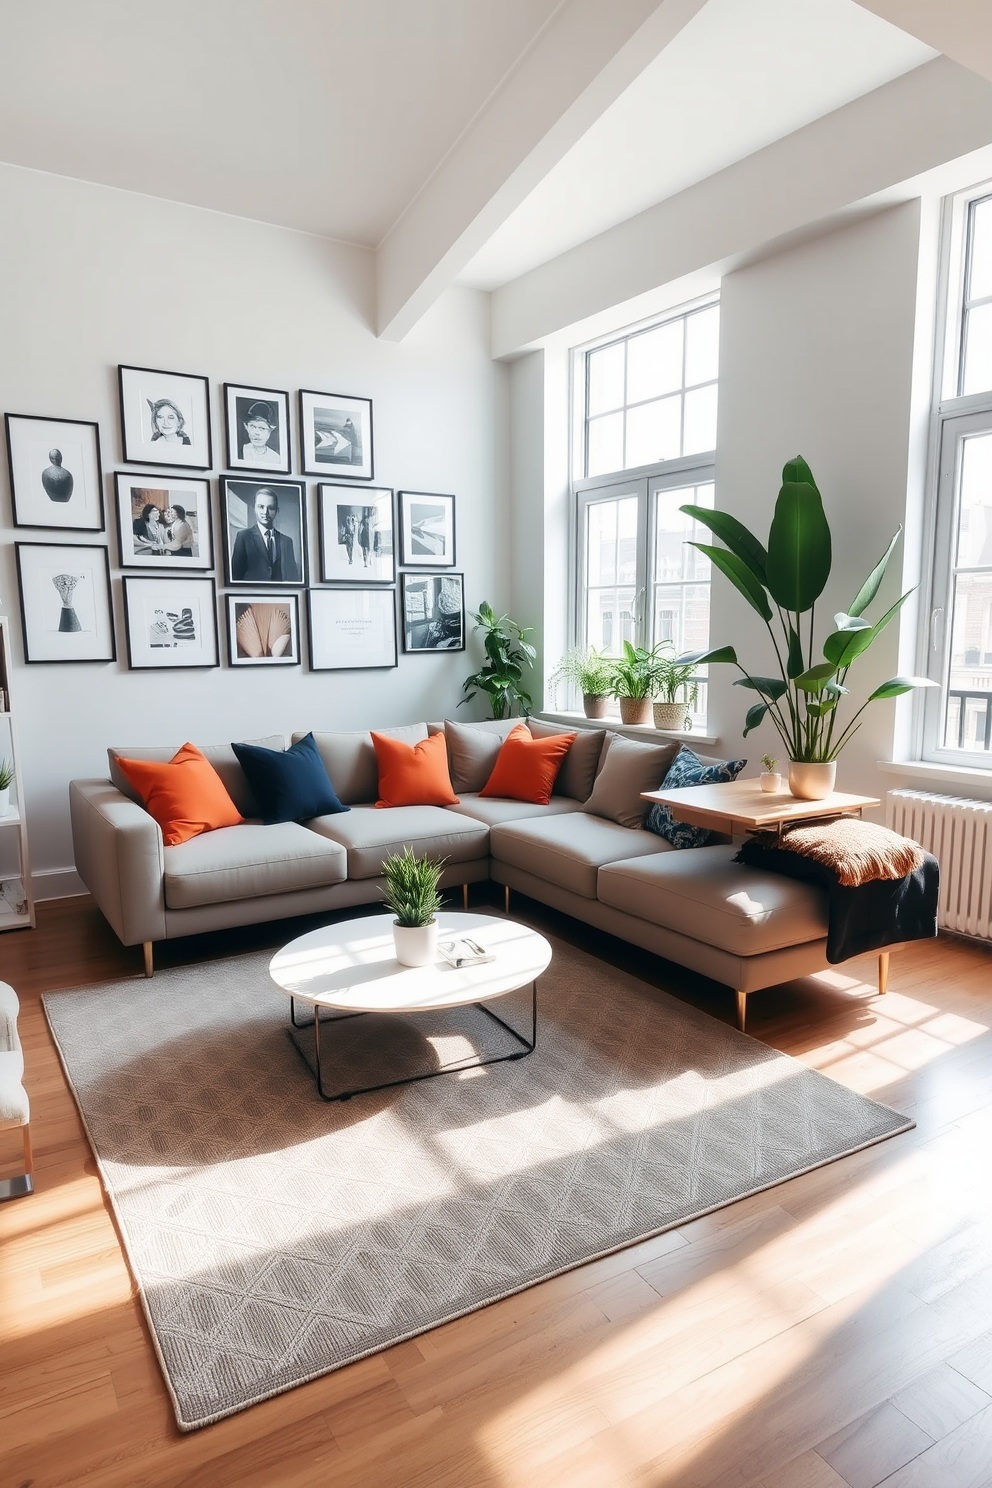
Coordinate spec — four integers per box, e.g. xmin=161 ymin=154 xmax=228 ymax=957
xmin=641 ymin=778 xmax=880 ymax=838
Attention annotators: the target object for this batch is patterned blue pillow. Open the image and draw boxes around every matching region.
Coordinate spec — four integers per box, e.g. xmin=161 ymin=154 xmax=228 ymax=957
xmin=645 ymin=745 xmax=747 ymax=848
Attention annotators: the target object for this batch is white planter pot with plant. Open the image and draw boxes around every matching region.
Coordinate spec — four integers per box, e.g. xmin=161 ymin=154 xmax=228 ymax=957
xmin=549 ymin=645 xmax=615 ymax=718
xmin=677 ymin=456 xmax=937 ymax=801
xmin=758 ymin=753 xmax=782 ymax=793
xmin=651 ymin=645 xmax=698 ymax=733
xmin=0 ymin=757 xmax=13 ymax=818
xmin=381 ymin=846 xmax=445 ymax=967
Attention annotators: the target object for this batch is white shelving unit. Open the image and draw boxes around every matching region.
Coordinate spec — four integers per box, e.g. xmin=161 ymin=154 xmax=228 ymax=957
xmin=0 ymin=615 xmax=34 ymax=931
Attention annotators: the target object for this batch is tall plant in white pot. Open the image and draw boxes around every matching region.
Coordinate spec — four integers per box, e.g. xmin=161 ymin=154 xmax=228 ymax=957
xmin=678 ymin=456 xmax=936 ymax=799
xmin=381 ymin=847 xmax=446 ymax=966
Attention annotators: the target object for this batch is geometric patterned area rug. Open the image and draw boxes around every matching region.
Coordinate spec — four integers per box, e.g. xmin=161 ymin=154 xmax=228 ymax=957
xmin=43 ymin=924 xmax=913 ymax=1432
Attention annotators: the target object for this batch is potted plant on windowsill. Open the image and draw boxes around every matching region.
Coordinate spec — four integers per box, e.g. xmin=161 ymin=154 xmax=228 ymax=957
xmin=381 ymin=847 xmax=446 ymax=967
xmin=678 ymin=456 xmax=936 ymax=800
xmin=610 ymin=640 xmax=665 ymax=726
xmin=549 ymin=645 xmax=616 ymax=718
xmin=459 ymin=601 xmax=536 ymax=719
xmin=651 ymin=644 xmax=698 ymax=732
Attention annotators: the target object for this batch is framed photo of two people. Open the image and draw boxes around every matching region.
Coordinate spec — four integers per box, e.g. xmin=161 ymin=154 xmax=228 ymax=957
xmin=220 ymin=478 xmax=307 ymax=587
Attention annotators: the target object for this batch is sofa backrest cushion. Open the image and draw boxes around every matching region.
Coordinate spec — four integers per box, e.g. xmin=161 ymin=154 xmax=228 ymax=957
xmin=299 ymin=723 xmax=428 ymax=804
xmin=443 ymin=718 xmax=520 ymax=793
xmin=114 ymin=742 xmax=244 ymax=846
xmin=581 ymin=732 xmax=680 ymax=831
xmin=527 ymin=720 xmax=605 ymax=801
xmin=231 ymin=733 xmax=349 ymax=824
xmin=108 ymin=735 xmax=285 ymax=818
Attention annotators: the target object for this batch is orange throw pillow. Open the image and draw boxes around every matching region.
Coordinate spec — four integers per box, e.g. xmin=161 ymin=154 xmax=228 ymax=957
xmin=372 ymin=730 xmax=459 ymax=807
xmin=480 ymin=723 xmax=576 ymax=805
xmin=116 ymin=743 xmax=244 ymax=846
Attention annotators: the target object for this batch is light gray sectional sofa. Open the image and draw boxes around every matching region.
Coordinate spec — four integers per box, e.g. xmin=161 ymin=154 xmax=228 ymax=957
xmin=69 ymin=717 xmax=839 ymax=1029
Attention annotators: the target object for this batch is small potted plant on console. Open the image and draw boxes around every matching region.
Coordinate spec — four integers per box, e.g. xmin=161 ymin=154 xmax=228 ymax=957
xmin=758 ymin=753 xmax=781 ymax=792
xmin=382 ymin=847 xmax=446 ymax=966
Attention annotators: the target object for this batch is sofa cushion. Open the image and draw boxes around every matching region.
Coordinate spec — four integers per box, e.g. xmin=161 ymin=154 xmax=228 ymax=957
xmin=232 ymin=732 xmax=348 ymax=824
xmin=490 ymin=813 xmax=671 ymax=899
xmin=298 ymin=723 xmax=428 ymax=806
xmin=109 ymin=736 xmax=285 ymax=818
xmin=480 ymin=723 xmax=575 ymax=804
xmin=597 ymin=846 xmax=829 ymax=955
xmin=373 ymin=730 xmax=458 ymax=807
xmin=582 ymin=733 xmax=680 ymax=830
xmin=115 ymin=743 xmax=244 ymax=846
xmin=645 ymin=745 xmax=747 ymax=848
xmin=444 ymin=718 xmax=520 ymax=793
xmin=306 ymin=804 xmax=488 ymax=880
xmin=163 ymin=822 xmax=347 ymax=909
xmin=527 ymin=720 xmax=605 ymax=801
xmin=448 ymin=793 xmax=583 ymax=827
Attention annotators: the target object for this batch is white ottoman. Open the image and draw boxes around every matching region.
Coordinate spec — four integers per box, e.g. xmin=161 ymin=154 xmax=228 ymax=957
xmin=0 ymin=981 xmax=33 ymax=1199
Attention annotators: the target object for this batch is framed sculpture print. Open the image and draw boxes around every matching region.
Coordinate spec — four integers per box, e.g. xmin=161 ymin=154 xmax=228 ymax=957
xmin=401 ymin=572 xmax=464 ymax=652
xmin=115 ymin=474 xmax=213 ymax=569
xmin=299 ymin=389 xmax=373 ymax=480
xmin=227 ymin=594 xmax=300 ymax=666
xmin=308 ymin=587 xmax=397 ymax=671
xmin=398 ymin=491 xmax=455 ymax=567
xmin=14 ymin=542 xmax=115 ymax=663
xmin=122 ymin=576 xmax=219 ymax=669
xmin=118 ymin=364 xmax=212 ymax=470
xmin=5 ymin=413 xmax=105 ymax=531
xmin=223 ymin=383 xmax=291 ymax=474
xmin=220 ymin=477 xmax=307 ymax=586
xmin=318 ymin=484 xmax=393 ymax=583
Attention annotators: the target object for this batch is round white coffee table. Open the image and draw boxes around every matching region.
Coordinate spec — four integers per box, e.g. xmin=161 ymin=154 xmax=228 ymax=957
xmin=269 ymin=912 xmax=552 ymax=1101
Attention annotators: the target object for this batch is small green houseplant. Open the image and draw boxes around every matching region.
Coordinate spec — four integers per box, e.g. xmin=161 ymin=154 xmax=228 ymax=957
xmin=678 ymin=455 xmax=935 ymax=798
xmin=651 ymin=644 xmax=699 ymax=732
xmin=459 ymin=601 xmax=536 ymax=719
xmin=549 ymin=645 xmax=615 ymax=718
xmin=758 ymin=753 xmax=781 ymax=793
xmin=381 ymin=847 xmax=446 ymax=966
xmin=0 ymin=757 xmax=13 ymax=817
xmin=609 ymin=641 xmax=666 ymax=725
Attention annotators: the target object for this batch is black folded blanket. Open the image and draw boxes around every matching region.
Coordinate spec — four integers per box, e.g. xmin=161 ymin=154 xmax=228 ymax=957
xmin=735 ymin=836 xmax=940 ymax=964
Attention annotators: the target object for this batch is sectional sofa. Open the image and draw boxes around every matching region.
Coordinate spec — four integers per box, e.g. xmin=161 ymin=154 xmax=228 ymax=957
xmin=69 ymin=717 xmax=847 ymax=1030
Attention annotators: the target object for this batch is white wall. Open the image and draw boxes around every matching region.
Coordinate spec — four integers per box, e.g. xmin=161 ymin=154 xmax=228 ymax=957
xmin=0 ymin=164 xmax=506 ymax=892
xmin=712 ymin=201 xmax=930 ymax=806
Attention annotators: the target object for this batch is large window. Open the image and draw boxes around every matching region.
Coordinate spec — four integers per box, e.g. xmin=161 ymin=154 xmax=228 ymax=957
xmin=924 ymin=189 xmax=992 ymax=765
xmin=572 ymin=301 xmax=718 ymax=728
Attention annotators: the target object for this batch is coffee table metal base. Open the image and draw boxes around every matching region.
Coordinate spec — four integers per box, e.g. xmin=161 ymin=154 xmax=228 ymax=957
xmin=287 ymin=982 xmax=538 ymax=1102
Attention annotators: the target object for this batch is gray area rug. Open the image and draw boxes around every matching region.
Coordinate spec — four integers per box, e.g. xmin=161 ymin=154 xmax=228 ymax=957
xmin=43 ymin=925 xmax=913 ymax=1431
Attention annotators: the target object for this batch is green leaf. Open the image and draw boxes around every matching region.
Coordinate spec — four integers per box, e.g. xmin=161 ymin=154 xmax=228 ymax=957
xmin=787 ymin=624 xmax=805 ymax=679
xmin=676 ymin=645 xmax=738 ymax=666
xmin=848 ymin=529 xmax=901 ymax=617
xmin=781 ymin=455 xmax=820 ymax=495
xmin=692 ymin=543 xmax=772 ymax=621
xmin=680 ymin=505 xmax=768 ymax=584
xmin=743 ymin=702 xmax=769 ymax=734
xmin=823 ymin=625 xmax=878 ymax=668
xmin=795 ymin=663 xmax=838 ymax=693
xmin=734 ymin=675 xmax=788 ymax=700
xmin=765 ymin=480 xmax=832 ymax=611
xmin=868 ymin=675 xmax=939 ymax=701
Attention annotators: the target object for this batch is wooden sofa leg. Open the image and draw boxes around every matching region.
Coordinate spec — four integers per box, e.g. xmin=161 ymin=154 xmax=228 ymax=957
xmin=462 ymin=883 xmax=469 ymax=910
xmin=878 ymin=951 xmax=889 ymax=996
xmin=735 ymin=991 xmax=747 ymax=1032
xmin=504 ymin=885 xmax=510 ymax=914
xmin=143 ymin=942 xmax=154 ymax=978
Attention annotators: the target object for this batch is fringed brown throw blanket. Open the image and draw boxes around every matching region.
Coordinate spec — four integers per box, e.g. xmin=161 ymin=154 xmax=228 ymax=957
xmin=736 ymin=817 xmax=938 ymax=963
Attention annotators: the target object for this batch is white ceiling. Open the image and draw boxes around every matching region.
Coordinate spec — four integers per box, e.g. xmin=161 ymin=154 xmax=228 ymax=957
xmin=458 ymin=0 xmax=936 ymax=289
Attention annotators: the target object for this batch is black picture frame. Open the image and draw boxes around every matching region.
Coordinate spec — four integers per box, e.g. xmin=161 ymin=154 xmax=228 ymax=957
xmin=223 ymin=383 xmax=292 ymax=475
xmin=118 ymin=364 xmax=212 ymax=470
xmin=299 ymin=388 xmax=373 ymax=480
xmin=114 ymin=473 xmax=213 ymax=570
xmin=227 ymin=593 xmax=301 ymax=667
xmin=308 ymin=587 xmax=398 ymax=671
xmin=14 ymin=542 xmax=116 ymax=663
xmin=220 ymin=477 xmax=308 ymax=587
xmin=5 ymin=413 xmax=105 ymax=531
xmin=400 ymin=572 xmax=465 ymax=653
xmin=122 ymin=575 xmax=219 ymax=670
xmin=398 ymin=490 xmax=456 ymax=568
xmin=317 ymin=484 xmax=394 ymax=583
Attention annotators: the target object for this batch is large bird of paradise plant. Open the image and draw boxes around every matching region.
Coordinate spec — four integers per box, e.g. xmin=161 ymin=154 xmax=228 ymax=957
xmin=677 ymin=456 xmax=935 ymax=763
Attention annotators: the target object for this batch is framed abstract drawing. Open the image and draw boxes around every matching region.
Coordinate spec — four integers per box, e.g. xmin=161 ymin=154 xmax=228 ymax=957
xmin=122 ymin=576 xmax=219 ymax=669
xmin=299 ymin=389 xmax=373 ymax=481
xmin=6 ymin=413 xmax=105 ymax=531
xmin=226 ymin=593 xmax=301 ymax=666
xmin=398 ymin=490 xmax=455 ymax=567
xmin=15 ymin=542 xmax=115 ymax=663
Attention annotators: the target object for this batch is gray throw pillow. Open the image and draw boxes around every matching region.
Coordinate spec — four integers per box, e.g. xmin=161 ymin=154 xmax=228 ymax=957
xmin=581 ymin=733 xmax=680 ymax=831
xmin=444 ymin=718 xmax=520 ymax=794
xmin=527 ymin=719 xmax=605 ymax=801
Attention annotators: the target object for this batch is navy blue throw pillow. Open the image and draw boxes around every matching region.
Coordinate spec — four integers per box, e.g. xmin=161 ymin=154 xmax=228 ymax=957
xmin=231 ymin=733 xmax=349 ymax=824
xmin=645 ymin=744 xmax=746 ymax=848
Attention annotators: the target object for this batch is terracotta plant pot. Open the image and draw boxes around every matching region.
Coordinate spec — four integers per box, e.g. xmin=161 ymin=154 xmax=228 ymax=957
xmin=392 ymin=920 xmax=439 ymax=967
xmin=583 ymin=694 xmax=610 ymax=719
xmin=618 ymin=696 xmax=653 ymax=726
xmin=788 ymin=760 xmax=837 ymax=801
xmin=653 ymin=702 xmax=687 ymax=732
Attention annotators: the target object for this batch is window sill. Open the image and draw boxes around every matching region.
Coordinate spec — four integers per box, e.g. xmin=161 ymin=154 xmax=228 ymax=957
xmin=878 ymin=758 xmax=992 ymax=796
xmin=536 ymin=710 xmax=719 ymax=746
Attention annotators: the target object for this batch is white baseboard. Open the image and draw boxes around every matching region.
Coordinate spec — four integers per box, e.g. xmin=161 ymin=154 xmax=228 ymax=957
xmin=33 ymin=867 xmax=86 ymax=901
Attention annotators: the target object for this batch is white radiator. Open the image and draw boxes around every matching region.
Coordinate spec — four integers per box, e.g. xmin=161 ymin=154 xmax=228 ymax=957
xmin=886 ymin=789 xmax=992 ymax=941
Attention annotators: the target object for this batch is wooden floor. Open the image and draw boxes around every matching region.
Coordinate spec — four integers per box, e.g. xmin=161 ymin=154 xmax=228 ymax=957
xmin=3 ymin=892 xmax=992 ymax=1488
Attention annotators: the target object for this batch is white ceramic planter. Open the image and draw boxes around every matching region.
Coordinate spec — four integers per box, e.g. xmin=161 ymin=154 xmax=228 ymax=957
xmin=653 ymin=702 xmax=687 ymax=732
xmin=0 ymin=787 xmax=9 ymax=817
xmin=788 ymin=760 xmax=837 ymax=801
xmin=393 ymin=920 xmax=439 ymax=967
xmin=758 ymin=772 xmax=782 ymax=794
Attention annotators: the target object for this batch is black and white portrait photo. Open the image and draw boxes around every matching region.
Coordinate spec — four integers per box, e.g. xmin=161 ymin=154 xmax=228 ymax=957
xmin=401 ymin=572 xmax=464 ymax=652
xmin=118 ymin=365 xmax=212 ymax=470
xmin=221 ymin=478 xmax=307 ymax=587
xmin=227 ymin=595 xmax=300 ymax=666
xmin=399 ymin=491 xmax=456 ymax=567
xmin=299 ymin=389 xmax=373 ymax=481
xmin=318 ymin=485 xmax=393 ymax=583
xmin=223 ymin=384 xmax=291 ymax=473
xmin=122 ymin=576 xmax=219 ymax=670
xmin=115 ymin=475 xmax=212 ymax=570
xmin=5 ymin=414 xmax=105 ymax=531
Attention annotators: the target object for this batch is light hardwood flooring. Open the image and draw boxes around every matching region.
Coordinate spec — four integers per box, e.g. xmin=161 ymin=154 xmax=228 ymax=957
xmin=3 ymin=891 xmax=992 ymax=1488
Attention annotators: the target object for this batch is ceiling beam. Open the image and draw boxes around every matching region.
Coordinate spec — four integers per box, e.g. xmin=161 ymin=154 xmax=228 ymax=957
xmin=854 ymin=1 xmax=992 ymax=81
xmin=374 ymin=0 xmax=707 ymax=341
